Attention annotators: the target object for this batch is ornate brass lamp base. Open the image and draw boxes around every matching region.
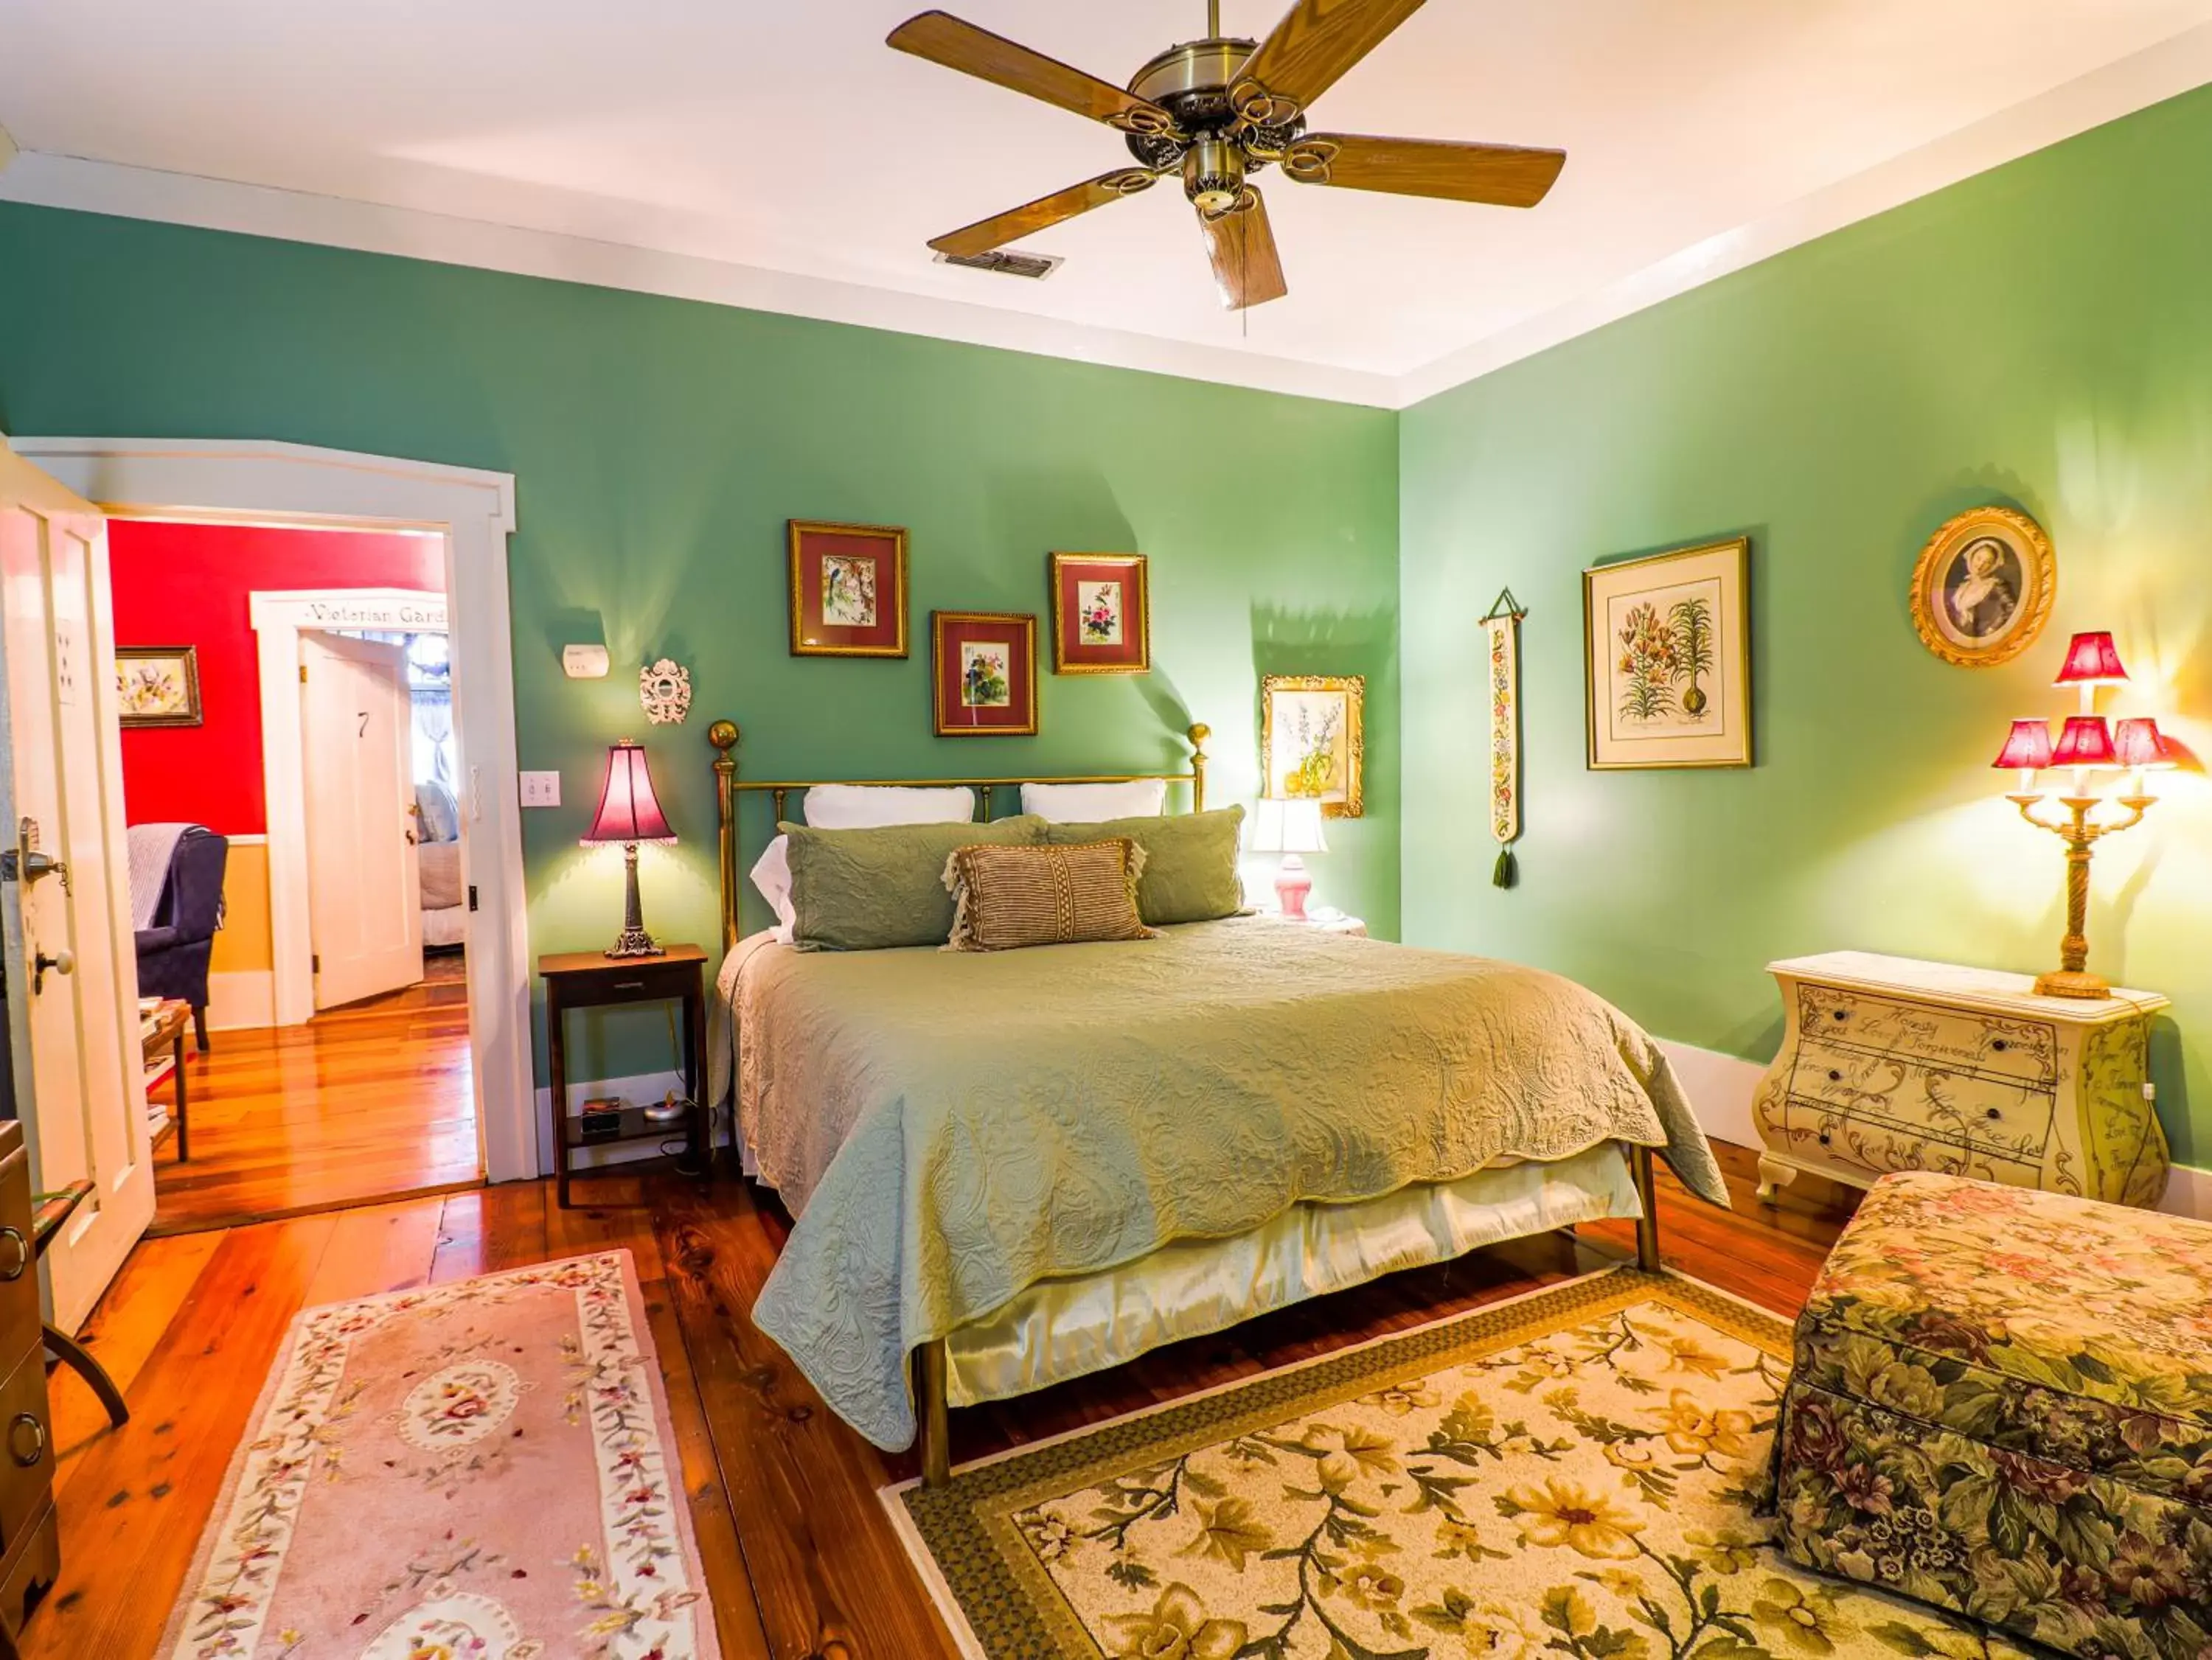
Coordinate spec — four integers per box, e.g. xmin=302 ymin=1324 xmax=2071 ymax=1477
xmin=2032 ymin=968 xmax=2112 ymax=1000
xmin=604 ymin=842 xmax=664 ymax=960
xmin=2008 ymin=793 xmax=2152 ymax=1002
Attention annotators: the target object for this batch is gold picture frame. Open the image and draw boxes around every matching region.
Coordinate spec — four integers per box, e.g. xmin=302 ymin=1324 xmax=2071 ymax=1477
xmin=787 ymin=520 xmax=909 ymax=658
xmin=1584 ymin=537 xmax=1752 ymax=770
xmin=115 ymin=644 xmax=204 ymax=728
xmin=1261 ymin=674 xmax=1365 ymax=817
xmin=932 ymin=610 xmax=1040 ymax=737
xmin=1908 ymin=505 xmax=2055 ymax=669
xmin=1048 ymin=552 xmax=1150 ymax=674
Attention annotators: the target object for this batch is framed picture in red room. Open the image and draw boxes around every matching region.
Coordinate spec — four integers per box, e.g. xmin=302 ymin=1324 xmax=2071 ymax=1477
xmin=787 ymin=520 xmax=908 ymax=657
xmin=1048 ymin=552 xmax=1149 ymax=674
xmin=932 ymin=611 xmax=1038 ymax=736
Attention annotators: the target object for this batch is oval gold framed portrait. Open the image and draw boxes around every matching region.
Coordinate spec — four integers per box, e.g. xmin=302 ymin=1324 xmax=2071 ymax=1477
xmin=1909 ymin=505 xmax=2056 ymax=668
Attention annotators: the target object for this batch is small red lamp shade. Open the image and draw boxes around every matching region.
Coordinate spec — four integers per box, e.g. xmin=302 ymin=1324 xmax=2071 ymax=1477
xmin=2049 ymin=715 xmax=2118 ymax=770
xmin=2113 ymin=716 xmax=2176 ymax=772
xmin=1991 ymin=719 xmax=2053 ymax=772
xmin=2053 ymin=630 xmax=2129 ymax=687
xmin=582 ymin=739 xmax=675 ymax=846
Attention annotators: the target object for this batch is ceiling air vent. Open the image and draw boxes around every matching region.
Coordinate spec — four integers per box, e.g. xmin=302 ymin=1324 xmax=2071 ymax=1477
xmin=934 ymin=249 xmax=1062 ymax=280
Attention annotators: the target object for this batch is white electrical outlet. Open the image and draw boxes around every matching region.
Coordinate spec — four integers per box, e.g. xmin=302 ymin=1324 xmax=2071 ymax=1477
xmin=519 ymin=771 xmax=561 ymax=808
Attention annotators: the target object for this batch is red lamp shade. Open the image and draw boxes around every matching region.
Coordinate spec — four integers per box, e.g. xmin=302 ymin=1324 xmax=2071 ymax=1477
xmin=2053 ymin=630 xmax=2128 ymax=687
xmin=2114 ymin=716 xmax=2176 ymax=771
xmin=582 ymin=740 xmax=675 ymax=845
xmin=1991 ymin=719 xmax=2053 ymax=772
xmin=2049 ymin=715 xmax=2117 ymax=770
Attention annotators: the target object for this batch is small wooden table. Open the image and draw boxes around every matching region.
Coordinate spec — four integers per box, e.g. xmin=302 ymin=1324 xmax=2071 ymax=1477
xmin=142 ymin=998 xmax=190 ymax=1162
xmin=540 ymin=944 xmax=708 ymax=1209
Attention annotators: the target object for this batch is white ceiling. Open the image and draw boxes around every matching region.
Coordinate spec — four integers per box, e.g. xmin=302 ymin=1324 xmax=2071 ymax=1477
xmin=5 ymin=1 xmax=2212 ymax=405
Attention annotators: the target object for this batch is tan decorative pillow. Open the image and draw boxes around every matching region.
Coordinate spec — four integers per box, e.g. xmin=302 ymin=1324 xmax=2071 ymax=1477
xmin=942 ymin=838 xmax=1158 ymax=952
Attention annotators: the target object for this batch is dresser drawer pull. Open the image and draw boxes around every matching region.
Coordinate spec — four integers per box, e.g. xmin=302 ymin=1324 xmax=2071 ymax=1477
xmin=1986 ymin=1107 xmax=2002 ymax=1121
xmin=1992 ymin=1039 xmax=2009 ymax=1053
xmin=613 ymin=980 xmax=647 ymax=991
xmin=1818 ymin=1131 xmax=1832 ymax=1145
xmin=1830 ymin=1010 xmax=1848 ymax=1023
xmin=8 ymin=1415 xmax=43 ymax=1468
xmin=1826 ymin=1069 xmax=1842 ymax=1083
xmin=0 ymin=1228 xmax=24 ymax=1282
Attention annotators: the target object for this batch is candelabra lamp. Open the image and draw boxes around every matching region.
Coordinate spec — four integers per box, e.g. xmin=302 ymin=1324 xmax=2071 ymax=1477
xmin=1992 ymin=630 xmax=2172 ymax=998
xmin=582 ymin=739 xmax=676 ymax=958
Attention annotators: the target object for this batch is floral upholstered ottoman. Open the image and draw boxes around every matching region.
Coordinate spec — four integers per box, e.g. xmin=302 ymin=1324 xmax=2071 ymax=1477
xmin=1773 ymin=1171 xmax=2212 ymax=1659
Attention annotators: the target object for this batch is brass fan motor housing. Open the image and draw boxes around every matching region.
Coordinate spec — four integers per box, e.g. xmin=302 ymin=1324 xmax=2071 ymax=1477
xmin=1121 ymin=37 xmax=1301 ymax=172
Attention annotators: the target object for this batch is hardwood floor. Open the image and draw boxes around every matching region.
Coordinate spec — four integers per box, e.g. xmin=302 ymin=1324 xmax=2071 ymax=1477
xmin=32 ymin=1142 xmax=1856 ymax=1659
xmin=148 ymin=955 xmax=479 ymax=1235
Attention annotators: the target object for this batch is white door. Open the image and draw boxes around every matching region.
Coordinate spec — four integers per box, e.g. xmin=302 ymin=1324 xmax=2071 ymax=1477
xmin=0 ymin=443 xmax=154 ymax=1331
xmin=301 ymin=633 xmax=422 ymax=1009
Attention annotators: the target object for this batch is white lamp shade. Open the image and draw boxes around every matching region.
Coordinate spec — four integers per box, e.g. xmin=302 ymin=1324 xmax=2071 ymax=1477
xmin=1251 ymin=796 xmax=1327 ymax=855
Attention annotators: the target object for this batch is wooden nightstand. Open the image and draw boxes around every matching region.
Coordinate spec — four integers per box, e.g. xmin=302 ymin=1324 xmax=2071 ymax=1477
xmin=1751 ymin=951 xmax=2169 ymax=1207
xmin=540 ymin=944 xmax=709 ymax=1209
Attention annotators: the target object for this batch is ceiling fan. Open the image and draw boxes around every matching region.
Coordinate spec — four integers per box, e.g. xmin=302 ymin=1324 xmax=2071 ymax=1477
xmin=887 ymin=0 xmax=1565 ymax=310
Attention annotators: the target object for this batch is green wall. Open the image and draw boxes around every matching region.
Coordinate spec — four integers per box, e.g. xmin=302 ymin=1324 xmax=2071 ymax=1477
xmin=0 ymin=203 xmax=1400 ymax=1085
xmin=1400 ymin=84 xmax=2212 ymax=1164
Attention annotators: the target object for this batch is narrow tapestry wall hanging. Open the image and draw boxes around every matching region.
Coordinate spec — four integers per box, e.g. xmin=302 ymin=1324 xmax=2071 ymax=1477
xmin=1482 ymin=588 xmax=1526 ymax=887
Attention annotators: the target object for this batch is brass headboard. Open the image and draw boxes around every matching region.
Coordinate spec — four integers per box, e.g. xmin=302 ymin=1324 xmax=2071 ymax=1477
xmin=706 ymin=719 xmax=1211 ymax=949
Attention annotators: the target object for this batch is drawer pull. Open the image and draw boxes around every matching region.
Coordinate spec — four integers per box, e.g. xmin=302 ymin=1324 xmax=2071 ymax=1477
xmin=1826 ymin=1070 xmax=1842 ymax=1083
xmin=8 ymin=1414 xmax=43 ymax=1468
xmin=1986 ymin=1107 xmax=2002 ymax=1121
xmin=1818 ymin=1131 xmax=1832 ymax=1145
xmin=1831 ymin=1010 xmax=1848 ymax=1022
xmin=613 ymin=980 xmax=647 ymax=991
xmin=0 ymin=1228 xmax=24 ymax=1282
xmin=1992 ymin=1039 xmax=2010 ymax=1053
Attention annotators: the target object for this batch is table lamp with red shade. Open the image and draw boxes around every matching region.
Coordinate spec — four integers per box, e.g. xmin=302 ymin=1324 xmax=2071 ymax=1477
xmin=1994 ymin=631 xmax=2171 ymax=999
xmin=582 ymin=739 xmax=675 ymax=958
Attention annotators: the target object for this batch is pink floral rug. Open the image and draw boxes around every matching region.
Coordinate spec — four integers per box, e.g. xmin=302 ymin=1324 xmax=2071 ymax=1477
xmin=161 ymin=1250 xmax=719 ymax=1659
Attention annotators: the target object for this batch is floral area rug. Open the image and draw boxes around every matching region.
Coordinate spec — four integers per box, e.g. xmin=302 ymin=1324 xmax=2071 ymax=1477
xmin=160 ymin=1250 xmax=718 ymax=1659
xmin=893 ymin=1269 xmax=2030 ymax=1660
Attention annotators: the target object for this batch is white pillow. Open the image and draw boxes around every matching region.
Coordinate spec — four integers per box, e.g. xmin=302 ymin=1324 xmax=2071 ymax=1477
xmin=749 ymin=836 xmax=796 ymax=944
xmin=800 ymin=783 xmax=976 ymax=829
xmin=1020 ymin=779 xmax=1168 ymax=822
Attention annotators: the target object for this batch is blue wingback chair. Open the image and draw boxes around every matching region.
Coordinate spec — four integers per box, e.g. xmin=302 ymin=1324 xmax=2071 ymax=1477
xmin=135 ymin=827 xmax=228 ymax=1051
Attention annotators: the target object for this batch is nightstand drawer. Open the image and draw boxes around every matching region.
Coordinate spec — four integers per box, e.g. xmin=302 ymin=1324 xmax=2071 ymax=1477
xmin=554 ymin=961 xmax=696 ymax=1009
xmin=0 ymin=1344 xmax=52 ymax=1556
xmin=1798 ymin=984 xmax=2057 ymax=1086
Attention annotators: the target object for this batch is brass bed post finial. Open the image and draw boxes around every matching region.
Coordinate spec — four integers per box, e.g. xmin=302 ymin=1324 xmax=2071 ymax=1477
xmin=709 ymin=720 xmax=740 ymax=950
xmin=1187 ymin=723 xmax=1210 ymax=813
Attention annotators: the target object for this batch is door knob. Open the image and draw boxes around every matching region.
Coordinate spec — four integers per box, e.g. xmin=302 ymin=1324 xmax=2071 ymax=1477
xmin=33 ymin=947 xmax=74 ymax=994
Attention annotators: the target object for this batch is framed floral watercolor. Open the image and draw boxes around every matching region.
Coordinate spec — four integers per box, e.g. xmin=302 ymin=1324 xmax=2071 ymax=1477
xmin=787 ymin=520 xmax=908 ymax=658
xmin=1261 ymin=674 xmax=1365 ymax=817
xmin=1584 ymin=537 xmax=1751 ymax=770
xmin=1048 ymin=553 xmax=1150 ymax=674
xmin=932 ymin=611 xmax=1038 ymax=736
xmin=1908 ymin=505 xmax=2054 ymax=669
xmin=115 ymin=645 xmax=203 ymax=728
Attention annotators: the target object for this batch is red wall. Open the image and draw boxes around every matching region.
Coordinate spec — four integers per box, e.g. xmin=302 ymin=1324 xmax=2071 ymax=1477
xmin=110 ymin=522 xmax=444 ymax=834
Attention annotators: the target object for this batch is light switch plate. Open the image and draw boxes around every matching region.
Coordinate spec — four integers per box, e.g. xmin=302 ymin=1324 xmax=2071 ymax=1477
xmin=519 ymin=770 xmax=560 ymax=808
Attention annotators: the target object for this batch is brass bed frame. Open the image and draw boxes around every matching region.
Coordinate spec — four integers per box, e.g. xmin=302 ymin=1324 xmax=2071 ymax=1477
xmin=704 ymin=716 xmax=1663 ymax=1485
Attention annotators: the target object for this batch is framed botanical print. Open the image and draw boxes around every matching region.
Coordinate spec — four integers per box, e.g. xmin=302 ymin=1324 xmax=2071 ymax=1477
xmin=1584 ymin=537 xmax=1751 ymax=770
xmin=932 ymin=611 xmax=1038 ymax=736
xmin=1908 ymin=505 xmax=2054 ymax=669
xmin=115 ymin=645 xmax=203 ymax=728
xmin=1048 ymin=552 xmax=1150 ymax=674
xmin=1261 ymin=674 xmax=1365 ymax=817
xmin=788 ymin=520 xmax=908 ymax=658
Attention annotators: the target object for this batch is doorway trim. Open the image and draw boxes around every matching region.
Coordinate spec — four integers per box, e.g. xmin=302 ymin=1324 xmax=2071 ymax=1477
xmin=12 ymin=438 xmax=538 ymax=1185
xmin=249 ymin=585 xmax=448 ymax=1026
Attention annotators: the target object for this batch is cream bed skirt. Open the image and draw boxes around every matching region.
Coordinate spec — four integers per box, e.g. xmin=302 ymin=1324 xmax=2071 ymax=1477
xmin=941 ymin=1141 xmax=1641 ymax=1407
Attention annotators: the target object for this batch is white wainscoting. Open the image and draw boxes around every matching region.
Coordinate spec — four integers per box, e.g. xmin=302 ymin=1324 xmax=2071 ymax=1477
xmin=1657 ymin=1037 xmax=2212 ymax=1221
xmin=204 ymin=969 xmax=276 ymax=1032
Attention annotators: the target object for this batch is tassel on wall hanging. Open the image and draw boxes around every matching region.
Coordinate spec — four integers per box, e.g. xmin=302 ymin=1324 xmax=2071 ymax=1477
xmin=1481 ymin=589 xmax=1526 ymax=888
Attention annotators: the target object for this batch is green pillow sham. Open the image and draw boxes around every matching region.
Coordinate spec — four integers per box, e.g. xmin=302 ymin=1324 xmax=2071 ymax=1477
xmin=782 ymin=814 xmax=1046 ymax=950
xmin=1043 ymin=805 xmax=1245 ymax=925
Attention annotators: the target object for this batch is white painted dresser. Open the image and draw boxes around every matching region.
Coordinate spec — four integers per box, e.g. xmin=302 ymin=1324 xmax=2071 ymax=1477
xmin=1750 ymin=951 xmax=2169 ymax=1208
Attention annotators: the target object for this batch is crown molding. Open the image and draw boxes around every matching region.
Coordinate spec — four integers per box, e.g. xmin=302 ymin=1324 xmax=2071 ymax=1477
xmin=5 ymin=18 xmax=2210 ymax=415
xmin=0 ymin=152 xmax=1398 ymax=408
xmin=1395 ymin=19 xmax=2212 ymax=406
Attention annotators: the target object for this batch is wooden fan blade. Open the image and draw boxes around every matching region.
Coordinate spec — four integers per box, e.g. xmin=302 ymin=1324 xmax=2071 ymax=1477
xmin=1197 ymin=187 xmax=1288 ymax=311
xmin=929 ymin=169 xmax=1159 ymax=259
xmin=1282 ymin=133 xmax=1565 ymax=207
xmin=888 ymin=12 xmax=1175 ymax=136
xmin=1232 ymin=0 xmax=1429 ymax=125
